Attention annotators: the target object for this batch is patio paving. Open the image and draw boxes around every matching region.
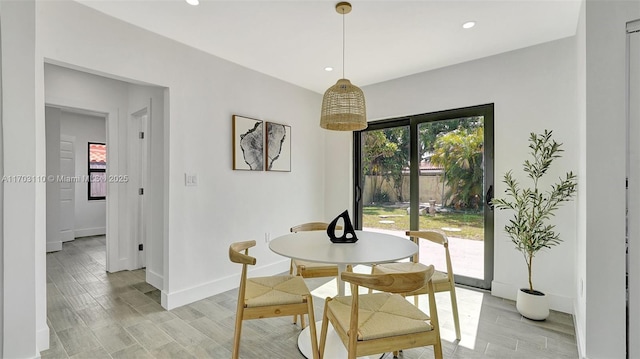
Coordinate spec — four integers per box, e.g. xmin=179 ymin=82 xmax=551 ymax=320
xmin=363 ymin=227 xmax=485 ymax=280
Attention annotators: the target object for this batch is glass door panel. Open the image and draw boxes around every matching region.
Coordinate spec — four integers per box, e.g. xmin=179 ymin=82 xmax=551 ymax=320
xmin=359 ymin=125 xmax=410 ymax=238
xmin=417 ymin=117 xmax=485 ymax=283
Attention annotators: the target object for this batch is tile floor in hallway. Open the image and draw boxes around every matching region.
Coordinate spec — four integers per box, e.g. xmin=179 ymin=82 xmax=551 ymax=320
xmin=41 ymin=236 xmax=579 ymax=359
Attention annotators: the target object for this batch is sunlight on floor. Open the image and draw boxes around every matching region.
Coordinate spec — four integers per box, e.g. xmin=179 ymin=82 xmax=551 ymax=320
xmin=437 ymin=287 xmax=484 ymax=350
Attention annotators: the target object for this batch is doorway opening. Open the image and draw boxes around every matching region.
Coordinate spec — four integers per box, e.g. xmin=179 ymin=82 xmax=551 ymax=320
xmin=45 ymin=107 xmax=108 ymax=255
xmin=43 ymin=63 xmax=166 ymax=296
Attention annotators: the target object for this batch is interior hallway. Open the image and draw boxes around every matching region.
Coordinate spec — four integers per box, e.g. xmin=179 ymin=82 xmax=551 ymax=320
xmin=41 ymin=236 xmax=579 ymax=358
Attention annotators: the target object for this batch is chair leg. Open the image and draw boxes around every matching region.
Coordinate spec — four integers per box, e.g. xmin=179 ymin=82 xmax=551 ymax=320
xmin=348 ymin=344 xmax=357 ymax=359
xmin=306 ymin=296 xmax=319 ymax=359
xmin=347 ymin=313 xmax=358 ymax=359
xmin=450 ymin=287 xmax=461 ymax=340
xmin=292 ymin=266 xmax=300 ymax=326
xmin=336 ymin=265 xmax=354 ymax=295
xmin=434 ymin=340 xmax=443 ymax=359
xmin=368 ymin=265 xmax=376 ymax=294
xmin=232 ymin=311 xmax=243 ymax=359
xmin=319 ymin=298 xmax=331 ymax=359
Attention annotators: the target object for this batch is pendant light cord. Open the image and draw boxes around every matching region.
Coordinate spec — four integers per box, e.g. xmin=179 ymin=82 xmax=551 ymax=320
xmin=342 ymin=9 xmax=345 ymax=79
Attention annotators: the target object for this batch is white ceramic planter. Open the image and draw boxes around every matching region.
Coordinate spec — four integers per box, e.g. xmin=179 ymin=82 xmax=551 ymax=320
xmin=516 ymin=288 xmax=549 ymax=320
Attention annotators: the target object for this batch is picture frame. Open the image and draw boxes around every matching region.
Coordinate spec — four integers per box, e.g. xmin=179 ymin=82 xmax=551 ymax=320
xmin=232 ymin=115 xmax=264 ymax=171
xmin=266 ymin=122 xmax=291 ymax=172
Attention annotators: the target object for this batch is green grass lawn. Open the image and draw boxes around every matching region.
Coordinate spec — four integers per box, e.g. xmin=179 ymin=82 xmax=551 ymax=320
xmin=363 ymin=205 xmax=484 ymax=240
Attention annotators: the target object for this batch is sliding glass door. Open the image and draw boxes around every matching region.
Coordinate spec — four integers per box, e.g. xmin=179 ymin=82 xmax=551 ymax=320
xmin=354 ymin=104 xmax=494 ymax=289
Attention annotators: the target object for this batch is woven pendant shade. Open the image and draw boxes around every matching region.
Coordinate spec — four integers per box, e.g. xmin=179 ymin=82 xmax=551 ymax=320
xmin=320 ymin=2 xmax=367 ymax=131
xmin=320 ymin=78 xmax=367 ymax=131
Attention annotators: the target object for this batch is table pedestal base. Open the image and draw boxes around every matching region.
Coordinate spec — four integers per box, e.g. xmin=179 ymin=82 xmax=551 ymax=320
xmin=298 ymin=321 xmax=384 ymax=359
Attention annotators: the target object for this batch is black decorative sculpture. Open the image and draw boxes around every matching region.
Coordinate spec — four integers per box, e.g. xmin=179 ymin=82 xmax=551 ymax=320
xmin=327 ymin=210 xmax=358 ymax=243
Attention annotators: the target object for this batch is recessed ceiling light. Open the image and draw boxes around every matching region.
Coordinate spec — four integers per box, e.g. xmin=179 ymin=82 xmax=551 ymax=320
xmin=186 ymin=0 xmax=199 ymax=6
xmin=462 ymin=21 xmax=476 ymax=29
xmin=324 ymin=67 xmax=334 ymax=72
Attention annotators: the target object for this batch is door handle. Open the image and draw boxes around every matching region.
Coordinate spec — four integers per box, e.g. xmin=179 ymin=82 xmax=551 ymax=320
xmin=486 ymin=185 xmax=494 ymax=210
xmin=355 ymin=185 xmax=362 ymax=203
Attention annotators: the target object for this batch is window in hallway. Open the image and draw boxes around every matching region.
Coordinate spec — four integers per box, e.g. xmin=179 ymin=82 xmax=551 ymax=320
xmin=88 ymin=142 xmax=106 ymax=200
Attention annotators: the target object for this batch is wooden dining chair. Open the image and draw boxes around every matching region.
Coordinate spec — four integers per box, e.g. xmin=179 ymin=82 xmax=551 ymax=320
xmin=229 ymin=240 xmax=319 ymax=359
xmin=371 ymin=230 xmax=461 ymax=340
xmin=289 ymin=222 xmax=340 ymax=279
xmin=289 ymin=222 xmax=341 ymax=326
xmin=319 ymin=265 xmax=442 ymax=359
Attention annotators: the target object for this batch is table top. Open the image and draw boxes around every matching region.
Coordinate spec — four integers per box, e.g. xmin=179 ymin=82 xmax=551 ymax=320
xmin=269 ymin=230 xmax=418 ymax=265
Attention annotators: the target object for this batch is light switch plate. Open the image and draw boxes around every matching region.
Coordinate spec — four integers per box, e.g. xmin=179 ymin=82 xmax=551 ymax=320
xmin=185 ymin=173 xmax=198 ymax=186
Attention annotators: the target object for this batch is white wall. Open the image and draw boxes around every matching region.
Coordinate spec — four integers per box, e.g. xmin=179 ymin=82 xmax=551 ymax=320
xmin=324 ymin=131 xmax=354 ymax=220
xmin=357 ymin=36 xmax=580 ymax=312
xmin=580 ymin=1 xmax=640 ymax=358
xmin=59 ymin=111 xmax=107 ymax=237
xmin=628 ymin=20 xmax=640 ymax=359
xmin=0 ymin=0 xmax=46 ymax=357
xmin=37 ymin=1 xmax=326 ymax=312
xmin=574 ymin=1 xmax=587 ymax=356
xmin=0 ymin=5 xmax=4 ymax=354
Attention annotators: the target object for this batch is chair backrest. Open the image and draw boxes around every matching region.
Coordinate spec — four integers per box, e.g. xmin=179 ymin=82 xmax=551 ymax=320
xmin=342 ymin=265 xmax=435 ymax=294
xmin=290 ymin=222 xmax=342 ymax=233
xmin=406 ymin=230 xmax=454 ymax=281
xmin=290 ymin=222 xmax=330 ymax=232
xmin=406 ymin=230 xmax=448 ymax=246
xmin=229 ymin=240 xmax=257 ymax=265
xmin=336 ymin=264 xmax=440 ymax=358
xmin=229 ymin=240 xmax=258 ymax=315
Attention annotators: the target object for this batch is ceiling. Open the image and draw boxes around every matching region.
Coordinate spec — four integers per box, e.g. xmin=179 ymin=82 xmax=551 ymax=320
xmin=75 ymin=0 xmax=582 ymax=94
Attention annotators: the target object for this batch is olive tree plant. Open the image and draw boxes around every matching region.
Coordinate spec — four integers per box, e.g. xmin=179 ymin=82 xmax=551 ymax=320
xmin=491 ymin=130 xmax=577 ymax=293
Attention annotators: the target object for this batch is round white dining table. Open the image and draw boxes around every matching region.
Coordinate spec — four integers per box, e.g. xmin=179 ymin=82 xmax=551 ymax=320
xmin=269 ymin=230 xmax=418 ymax=359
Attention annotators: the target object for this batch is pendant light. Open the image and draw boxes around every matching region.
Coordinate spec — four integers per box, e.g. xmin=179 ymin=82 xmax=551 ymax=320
xmin=320 ymin=2 xmax=367 ymax=131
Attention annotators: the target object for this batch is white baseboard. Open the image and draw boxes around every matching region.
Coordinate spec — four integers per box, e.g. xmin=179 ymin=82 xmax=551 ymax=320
xmin=46 ymin=241 xmax=62 ymax=253
xmin=573 ymin=301 xmax=586 ymax=358
xmin=146 ymin=269 xmax=163 ymax=291
xmin=491 ymin=280 xmax=574 ymax=314
xmin=74 ymin=227 xmax=106 ymax=238
xmin=162 ymin=259 xmax=289 ymax=310
xmin=106 ymin=257 xmax=131 ymax=273
xmin=60 ymin=230 xmax=74 ymax=242
xmin=36 ymin=325 xmax=50 ymax=354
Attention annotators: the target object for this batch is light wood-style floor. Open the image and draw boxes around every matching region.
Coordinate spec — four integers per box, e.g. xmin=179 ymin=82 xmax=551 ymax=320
xmin=41 ymin=236 xmax=579 ymax=358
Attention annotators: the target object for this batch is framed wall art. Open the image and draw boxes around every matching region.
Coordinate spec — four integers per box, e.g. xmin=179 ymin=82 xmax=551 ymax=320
xmin=232 ymin=115 xmax=264 ymax=171
xmin=266 ymin=122 xmax=291 ymax=172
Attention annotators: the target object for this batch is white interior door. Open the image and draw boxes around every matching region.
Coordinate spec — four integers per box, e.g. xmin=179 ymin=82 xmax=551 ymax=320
xmin=59 ymin=135 xmax=75 ymax=242
xmin=131 ymin=107 xmax=149 ymax=268
xmin=628 ymin=19 xmax=639 ymax=359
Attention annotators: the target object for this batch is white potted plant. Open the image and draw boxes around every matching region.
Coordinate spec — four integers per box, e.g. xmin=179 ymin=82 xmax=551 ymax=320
xmin=491 ymin=130 xmax=577 ymax=320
